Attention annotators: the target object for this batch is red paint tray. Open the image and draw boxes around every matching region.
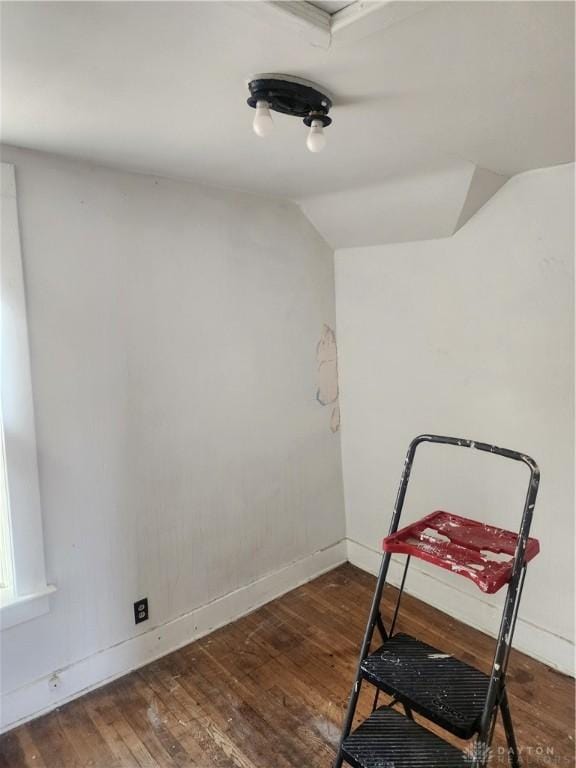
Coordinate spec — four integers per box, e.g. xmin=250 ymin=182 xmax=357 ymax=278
xmin=382 ymin=510 xmax=540 ymax=593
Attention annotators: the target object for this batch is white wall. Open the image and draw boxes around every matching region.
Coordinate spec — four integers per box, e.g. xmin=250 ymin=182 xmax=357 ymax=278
xmin=1 ymin=148 xmax=572 ymax=734
xmin=0 ymin=146 xmax=346 ymax=730
xmin=336 ymin=163 xmax=574 ymax=674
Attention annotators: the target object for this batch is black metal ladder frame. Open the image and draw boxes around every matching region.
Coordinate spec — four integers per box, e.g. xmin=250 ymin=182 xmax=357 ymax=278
xmin=334 ymin=434 xmax=540 ymax=768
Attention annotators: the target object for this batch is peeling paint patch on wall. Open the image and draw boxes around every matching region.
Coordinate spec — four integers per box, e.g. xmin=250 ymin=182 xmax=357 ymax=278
xmin=316 ymin=324 xmax=340 ymax=433
xmin=330 ymin=403 xmax=341 ymax=434
xmin=316 ymin=325 xmax=338 ymax=405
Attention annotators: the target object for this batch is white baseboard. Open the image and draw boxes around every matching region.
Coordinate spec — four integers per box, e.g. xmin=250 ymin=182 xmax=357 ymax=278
xmin=1 ymin=540 xmax=347 ymax=733
xmin=346 ymin=538 xmax=574 ymax=677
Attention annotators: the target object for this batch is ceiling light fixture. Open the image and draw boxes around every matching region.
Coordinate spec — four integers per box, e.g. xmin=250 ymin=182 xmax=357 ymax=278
xmin=247 ymin=74 xmax=332 ymax=153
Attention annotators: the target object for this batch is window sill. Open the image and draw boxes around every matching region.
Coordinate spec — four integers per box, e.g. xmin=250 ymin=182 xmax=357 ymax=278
xmin=0 ymin=585 xmax=57 ymax=630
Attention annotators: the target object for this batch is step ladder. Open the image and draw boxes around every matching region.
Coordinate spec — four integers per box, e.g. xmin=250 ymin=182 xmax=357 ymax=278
xmin=334 ymin=434 xmax=540 ymax=768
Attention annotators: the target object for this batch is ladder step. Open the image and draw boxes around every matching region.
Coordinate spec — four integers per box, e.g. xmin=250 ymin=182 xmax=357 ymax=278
xmin=341 ymin=706 xmax=472 ymax=768
xmin=382 ymin=510 xmax=540 ymax=593
xmin=361 ymin=633 xmax=489 ymax=739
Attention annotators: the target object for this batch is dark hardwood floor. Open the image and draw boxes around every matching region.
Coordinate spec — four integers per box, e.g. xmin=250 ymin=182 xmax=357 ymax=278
xmin=1 ymin=563 xmax=574 ymax=767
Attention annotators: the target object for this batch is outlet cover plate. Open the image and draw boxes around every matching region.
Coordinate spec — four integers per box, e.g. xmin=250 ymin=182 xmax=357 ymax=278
xmin=134 ymin=598 xmax=148 ymax=625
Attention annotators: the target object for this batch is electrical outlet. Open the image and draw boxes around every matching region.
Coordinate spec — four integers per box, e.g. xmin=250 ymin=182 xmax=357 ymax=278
xmin=134 ymin=598 xmax=148 ymax=625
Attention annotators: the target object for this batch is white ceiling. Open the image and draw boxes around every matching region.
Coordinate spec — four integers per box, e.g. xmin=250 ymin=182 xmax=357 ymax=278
xmin=1 ymin=1 xmax=574 ymax=245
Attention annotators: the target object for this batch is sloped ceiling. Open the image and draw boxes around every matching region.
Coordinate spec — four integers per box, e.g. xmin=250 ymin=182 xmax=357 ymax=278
xmin=1 ymin=1 xmax=574 ymax=247
xmin=301 ymin=161 xmax=509 ymax=248
xmin=307 ymin=1 xmax=354 ymax=14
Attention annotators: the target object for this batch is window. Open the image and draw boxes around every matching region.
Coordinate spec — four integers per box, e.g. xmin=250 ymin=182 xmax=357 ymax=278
xmin=0 ymin=162 xmax=55 ymax=629
xmin=0 ymin=417 xmax=14 ymax=595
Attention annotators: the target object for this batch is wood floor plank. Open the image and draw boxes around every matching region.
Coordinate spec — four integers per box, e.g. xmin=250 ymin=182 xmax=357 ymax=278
xmin=83 ymin=692 xmax=143 ymax=768
xmin=55 ymin=697 xmax=121 ymax=768
xmin=88 ymin=687 xmax=160 ymax=768
xmin=0 ymin=730 xmax=28 ymax=768
xmin=160 ymin=650 xmax=297 ymax=768
xmin=198 ymin=643 xmax=334 ymax=767
xmin=1 ymin=563 xmax=573 ymax=767
xmin=138 ymin=662 xmax=248 ymax=768
xmin=27 ymin=711 xmax=83 ymax=768
xmin=13 ymin=726 xmax=49 ymax=768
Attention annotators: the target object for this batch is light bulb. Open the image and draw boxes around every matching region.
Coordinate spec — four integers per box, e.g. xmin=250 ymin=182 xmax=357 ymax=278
xmin=306 ymin=119 xmax=326 ymax=153
xmin=253 ymin=100 xmax=274 ymax=137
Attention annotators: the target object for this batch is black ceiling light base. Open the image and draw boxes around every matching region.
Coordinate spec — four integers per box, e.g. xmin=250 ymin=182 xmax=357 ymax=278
xmin=247 ymin=74 xmax=332 ymax=127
